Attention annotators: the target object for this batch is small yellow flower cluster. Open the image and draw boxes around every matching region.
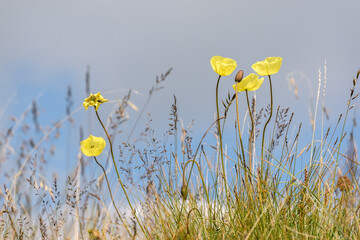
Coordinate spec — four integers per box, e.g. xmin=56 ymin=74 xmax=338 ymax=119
xmin=81 ymin=92 xmax=108 ymax=157
xmin=210 ymin=56 xmax=282 ymax=92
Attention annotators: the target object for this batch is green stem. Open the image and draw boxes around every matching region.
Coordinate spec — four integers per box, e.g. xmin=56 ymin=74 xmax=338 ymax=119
xmin=235 ymin=85 xmax=249 ymax=197
xmin=177 ymin=160 xmax=211 ymax=229
xmin=94 ymin=156 xmax=130 ymax=234
xmin=215 ymin=75 xmax=233 ymax=222
xmin=182 ymin=160 xmax=210 ymax=202
xmin=235 ymin=84 xmax=246 ymax=172
xmin=245 ymin=90 xmax=255 ymax=174
xmin=261 ymin=75 xmax=273 ymax=173
xmin=215 ymin=76 xmax=228 ymax=194
xmin=95 ymin=110 xmax=148 ymax=238
xmin=185 ymin=117 xmax=225 ymax=192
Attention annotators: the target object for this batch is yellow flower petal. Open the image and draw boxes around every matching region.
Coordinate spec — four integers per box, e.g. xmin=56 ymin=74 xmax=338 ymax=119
xmin=232 ymin=73 xmax=264 ymax=92
xmin=251 ymin=57 xmax=282 ymax=76
xmin=80 ymin=135 xmax=106 ymax=157
xmin=210 ymin=56 xmax=237 ymax=76
xmin=83 ymin=92 xmax=109 ymax=111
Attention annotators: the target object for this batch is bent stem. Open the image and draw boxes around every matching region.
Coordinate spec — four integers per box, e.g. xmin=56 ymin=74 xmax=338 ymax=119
xmin=183 ymin=160 xmax=210 ymax=203
xmin=177 ymin=159 xmax=211 ymax=227
xmin=186 ymin=117 xmax=225 ymax=183
xmin=261 ymin=75 xmax=273 ymax=174
xmin=94 ymin=156 xmax=130 ymax=234
xmin=95 ymin=110 xmax=148 ymax=238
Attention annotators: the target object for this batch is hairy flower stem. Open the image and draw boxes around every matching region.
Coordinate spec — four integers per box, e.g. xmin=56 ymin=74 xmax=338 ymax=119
xmin=215 ymin=75 xmax=232 ymax=216
xmin=245 ymin=90 xmax=255 ymax=174
xmin=261 ymin=75 xmax=273 ymax=175
xmin=235 ymin=87 xmax=254 ymax=204
xmin=235 ymin=85 xmax=247 ymax=181
xmin=95 ymin=110 xmax=148 ymax=238
xmin=94 ymin=156 xmax=130 ymax=234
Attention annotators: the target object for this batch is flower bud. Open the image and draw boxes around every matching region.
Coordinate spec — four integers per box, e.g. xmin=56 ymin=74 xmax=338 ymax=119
xmin=235 ymin=70 xmax=244 ymax=82
xmin=180 ymin=184 xmax=188 ymax=200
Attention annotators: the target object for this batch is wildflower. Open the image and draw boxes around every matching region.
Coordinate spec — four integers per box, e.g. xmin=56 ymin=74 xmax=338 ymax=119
xmin=80 ymin=135 xmax=106 ymax=157
xmin=83 ymin=92 xmax=109 ymax=111
xmin=251 ymin=57 xmax=282 ymax=76
xmin=210 ymin=56 xmax=237 ymax=76
xmin=233 ymin=73 xmax=264 ymax=92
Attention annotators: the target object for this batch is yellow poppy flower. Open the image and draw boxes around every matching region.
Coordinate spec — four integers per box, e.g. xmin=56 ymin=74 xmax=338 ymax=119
xmin=251 ymin=57 xmax=283 ymax=76
xmin=80 ymin=135 xmax=106 ymax=157
xmin=83 ymin=92 xmax=109 ymax=111
xmin=210 ymin=56 xmax=237 ymax=76
xmin=233 ymin=73 xmax=264 ymax=92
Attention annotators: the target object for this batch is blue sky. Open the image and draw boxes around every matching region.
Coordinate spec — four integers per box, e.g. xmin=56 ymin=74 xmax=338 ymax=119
xmin=1 ymin=0 xmax=359 ymax=181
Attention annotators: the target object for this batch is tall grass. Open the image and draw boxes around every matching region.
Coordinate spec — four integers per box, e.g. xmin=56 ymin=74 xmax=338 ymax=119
xmin=0 ymin=63 xmax=360 ymax=240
